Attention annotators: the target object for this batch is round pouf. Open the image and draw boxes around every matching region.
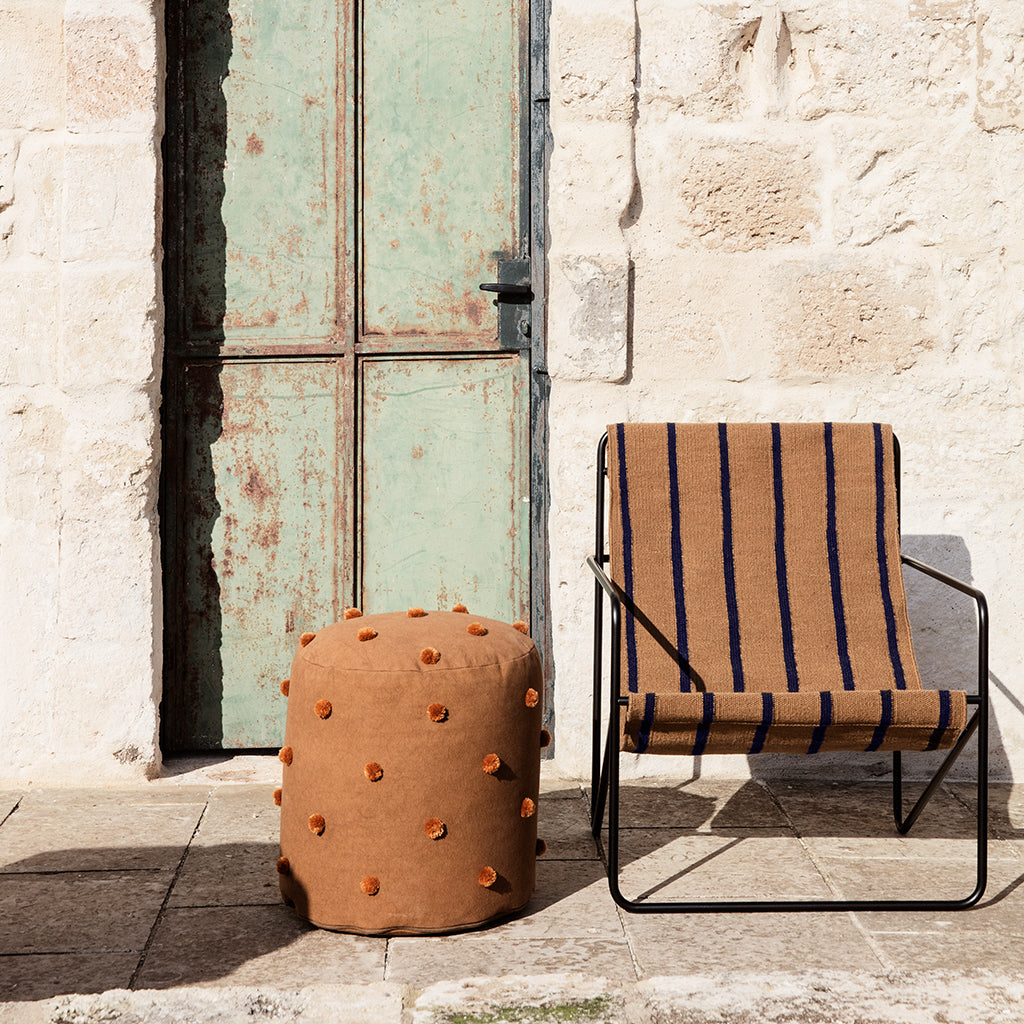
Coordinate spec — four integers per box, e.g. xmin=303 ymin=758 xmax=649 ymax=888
xmin=275 ymin=608 xmax=544 ymax=935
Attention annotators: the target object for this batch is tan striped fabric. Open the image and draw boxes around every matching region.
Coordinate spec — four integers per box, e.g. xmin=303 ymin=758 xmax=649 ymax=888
xmin=606 ymin=423 xmax=966 ymax=755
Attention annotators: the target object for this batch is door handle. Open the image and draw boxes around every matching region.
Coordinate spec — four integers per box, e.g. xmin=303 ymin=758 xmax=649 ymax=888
xmin=479 ymin=282 xmax=534 ymax=305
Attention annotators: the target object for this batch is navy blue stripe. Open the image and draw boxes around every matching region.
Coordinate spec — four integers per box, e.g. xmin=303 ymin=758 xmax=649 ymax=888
xmin=926 ymin=691 xmax=952 ymax=751
xmin=873 ymin=424 xmax=907 ymax=690
xmin=825 ymin=424 xmax=854 ymax=690
xmin=636 ymin=692 xmax=656 ymax=754
xmin=772 ymin=423 xmax=799 ymax=692
xmin=692 ymin=692 xmax=715 ymax=756
xmin=616 ymin=424 xmax=640 ymax=694
xmin=718 ymin=424 xmax=744 ymax=691
xmin=749 ymin=692 xmax=774 ymax=755
xmin=667 ymin=424 xmax=690 ymax=689
xmin=867 ymin=690 xmax=894 ymax=751
xmin=808 ymin=691 xmax=833 ymax=754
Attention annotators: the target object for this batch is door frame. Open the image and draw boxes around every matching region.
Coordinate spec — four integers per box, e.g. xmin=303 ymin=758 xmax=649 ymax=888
xmin=159 ymin=0 xmax=551 ymax=749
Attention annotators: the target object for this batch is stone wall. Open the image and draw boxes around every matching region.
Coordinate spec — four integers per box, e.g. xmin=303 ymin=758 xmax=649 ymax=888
xmin=1 ymin=0 xmax=1020 ymax=783
xmin=0 ymin=0 xmax=164 ymax=781
xmin=547 ymin=0 xmax=1024 ymax=779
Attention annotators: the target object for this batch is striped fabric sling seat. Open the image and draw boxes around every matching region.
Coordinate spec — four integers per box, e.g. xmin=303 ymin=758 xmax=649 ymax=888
xmin=606 ymin=422 xmax=966 ymax=758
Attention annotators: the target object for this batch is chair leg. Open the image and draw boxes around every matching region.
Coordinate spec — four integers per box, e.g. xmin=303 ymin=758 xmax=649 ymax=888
xmin=591 ymin=733 xmax=611 ymax=838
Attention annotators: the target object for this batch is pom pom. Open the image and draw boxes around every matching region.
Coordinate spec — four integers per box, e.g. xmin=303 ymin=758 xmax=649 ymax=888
xmin=276 ymin=856 xmax=290 ymax=875
xmin=314 ymin=699 xmax=332 ymax=719
xmin=536 ymin=838 xmax=547 ymax=857
xmin=521 ymin=797 xmax=536 ymax=818
xmin=452 ymin=603 xmax=468 ymax=613
xmin=273 ymin=788 xmax=282 ymax=806
xmin=524 ymin=688 xmax=539 ymax=708
xmin=358 ymin=626 xmax=378 ymax=641
xmin=482 ymin=753 xmax=501 ymax=775
xmin=308 ymin=813 xmax=325 ymax=835
xmin=540 ymin=728 xmax=551 ymax=748
xmin=512 ymin=620 xmax=529 ymax=635
xmin=361 ymin=876 xmax=380 ymax=896
xmin=280 ymin=678 xmax=290 ymax=697
xmin=364 ymin=761 xmax=384 ymax=782
xmin=420 ymin=647 xmax=441 ymax=665
xmin=407 ymin=607 xmax=426 ymax=617
xmin=478 ymin=866 xmax=497 ymax=888
xmin=427 ymin=703 xmax=448 ymax=722
xmin=424 ymin=817 xmax=447 ymax=840
xmin=467 ymin=622 xmax=488 ymax=636
xmin=279 ymin=746 xmax=293 ymax=766
xmin=300 ymin=631 xmax=317 ymax=647
xmin=344 ymin=607 xmax=362 ymax=619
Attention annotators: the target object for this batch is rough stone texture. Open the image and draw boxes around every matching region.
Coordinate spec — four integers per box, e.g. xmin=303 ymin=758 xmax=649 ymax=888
xmin=1 ymin=0 xmax=163 ymax=783
xmin=547 ymin=0 xmax=1024 ymax=783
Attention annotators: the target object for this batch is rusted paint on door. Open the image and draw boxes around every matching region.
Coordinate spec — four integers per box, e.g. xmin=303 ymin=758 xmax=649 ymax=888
xmin=360 ymin=355 xmax=530 ymax=620
xmin=163 ymin=0 xmax=534 ymax=750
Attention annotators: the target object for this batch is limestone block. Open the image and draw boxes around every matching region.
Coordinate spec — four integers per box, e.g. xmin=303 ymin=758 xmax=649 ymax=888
xmin=0 ymin=1 xmax=64 ymax=129
xmin=62 ymin=138 xmax=161 ymax=262
xmin=60 ymin=263 xmax=161 ymax=389
xmin=552 ymin=0 xmax=636 ymax=121
xmin=976 ymin=0 xmax=1024 ymax=130
xmin=832 ymin=124 xmax=1024 ymax=249
xmin=628 ymin=253 xmax=768 ymax=384
xmin=0 ymin=269 xmax=59 ymax=387
xmin=548 ymin=252 xmax=630 ymax=382
xmin=10 ymin=136 xmax=62 ymax=262
xmin=0 ymin=391 xmax=64 ymax=525
xmin=636 ymin=126 xmax=819 ymax=252
xmin=783 ymin=0 xmax=973 ymax=120
xmin=65 ymin=6 xmax=160 ymax=133
xmin=548 ymin=120 xmax=635 ymax=248
xmin=768 ymin=259 xmax=939 ymax=378
xmin=0 ymin=132 xmax=18 ymax=256
xmin=57 ymin=515 xmax=157 ymax=640
xmin=634 ymin=0 xmax=746 ymax=120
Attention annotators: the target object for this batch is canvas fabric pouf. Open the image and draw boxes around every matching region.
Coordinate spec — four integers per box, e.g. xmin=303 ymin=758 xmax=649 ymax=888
xmin=275 ymin=608 xmax=545 ymax=935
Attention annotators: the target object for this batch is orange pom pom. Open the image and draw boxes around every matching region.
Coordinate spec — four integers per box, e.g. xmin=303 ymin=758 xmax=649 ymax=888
xmin=424 ymin=817 xmax=447 ymax=840
xmin=478 ymin=866 xmax=497 ymax=888
xmin=420 ymin=647 xmax=441 ymax=665
xmin=524 ymin=688 xmax=539 ymax=708
xmin=279 ymin=746 xmax=293 ymax=766
xmin=467 ymin=622 xmax=488 ymax=636
xmin=276 ymin=856 xmax=290 ymax=875
xmin=344 ymin=607 xmax=362 ymax=619
xmin=521 ymin=797 xmax=536 ymax=818
xmin=273 ymin=788 xmax=282 ymax=806
xmin=427 ymin=702 xmax=448 ymax=722
xmin=361 ymin=876 xmax=380 ymax=896
xmin=452 ymin=603 xmax=468 ymax=613
xmin=407 ymin=607 xmax=426 ymax=617
xmin=308 ymin=813 xmax=325 ymax=835
xmin=358 ymin=626 xmax=378 ymax=641
xmin=512 ymin=620 xmax=529 ymax=634
xmin=536 ymin=838 xmax=547 ymax=857
xmin=300 ymin=631 xmax=317 ymax=647
xmin=314 ymin=699 xmax=332 ymax=719
xmin=540 ymin=728 xmax=551 ymax=748
xmin=280 ymin=678 xmax=290 ymax=697
xmin=364 ymin=761 xmax=384 ymax=782
xmin=482 ymin=753 xmax=501 ymax=775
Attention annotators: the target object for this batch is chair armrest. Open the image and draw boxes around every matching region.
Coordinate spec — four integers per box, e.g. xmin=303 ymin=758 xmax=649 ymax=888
xmin=587 ymin=555 xmax=627 ymax=606
xmin=901 ymin=554 xmax=988 ymax=702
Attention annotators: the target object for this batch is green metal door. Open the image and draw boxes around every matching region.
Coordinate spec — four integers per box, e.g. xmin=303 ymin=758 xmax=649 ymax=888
xmin=162 ymin=0 xmax=539 ymax=749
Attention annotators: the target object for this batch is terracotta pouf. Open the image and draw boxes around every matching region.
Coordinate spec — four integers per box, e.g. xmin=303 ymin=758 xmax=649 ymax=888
xmin=275 ymin=608 xmax=546 ymax=935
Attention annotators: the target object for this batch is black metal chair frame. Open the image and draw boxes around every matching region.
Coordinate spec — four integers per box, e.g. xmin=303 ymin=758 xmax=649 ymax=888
xmin=588 ymin=430 xmax=989 ymax=913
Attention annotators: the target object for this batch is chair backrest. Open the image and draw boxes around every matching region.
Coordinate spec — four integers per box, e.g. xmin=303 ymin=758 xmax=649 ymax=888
xmin=606 ymin=422 xmax=921 ymax=696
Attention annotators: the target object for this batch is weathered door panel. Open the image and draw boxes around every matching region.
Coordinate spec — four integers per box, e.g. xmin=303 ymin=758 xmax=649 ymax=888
xmin=359 ymin=355 xmax=529 ymax=620
xmin=168 ymin=360 xmax=342 ymax=749
xmin=181 ymin=0 xmax=344 ymax=343
xmin=361 ymin=0 xmax=523 ymax=338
